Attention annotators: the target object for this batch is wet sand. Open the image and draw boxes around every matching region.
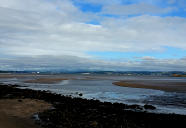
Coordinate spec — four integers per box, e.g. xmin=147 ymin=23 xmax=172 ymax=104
xmin=113 ymin=81 xmax=186 ymax=92
xmin=0 ymin=73 xmax=46 ymax=78
xmin=0 ymin=74 xmax=68 ymax=84
xmin=0 ymin=99 xmax=51 ymax=128
xmin=24 ymin=78 xmax=68 ymax=84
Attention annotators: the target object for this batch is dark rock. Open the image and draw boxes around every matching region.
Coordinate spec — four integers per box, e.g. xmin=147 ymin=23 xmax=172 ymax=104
xmin=18 ymin=99 xmax=22 ymax=102
xmin=144 ymin=104 xmax=156 ymax=110
xmin=79 ymin=93 xmax=83 ymax=96
xmin=129 ymin=104 xmax=143 ymax=110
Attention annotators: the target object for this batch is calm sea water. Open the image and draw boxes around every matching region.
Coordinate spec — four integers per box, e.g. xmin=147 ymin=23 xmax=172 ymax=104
xmin=1 ymin=74 xmax=186 ymax=115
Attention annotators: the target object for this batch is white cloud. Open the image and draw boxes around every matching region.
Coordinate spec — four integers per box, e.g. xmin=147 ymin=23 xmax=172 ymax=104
xmin=0 ymin=0 xmax=186 ymax=71
xmin=1 ymin=5 xmax=186 ymax=56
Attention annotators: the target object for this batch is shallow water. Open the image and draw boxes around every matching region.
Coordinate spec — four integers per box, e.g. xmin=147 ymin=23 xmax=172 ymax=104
xmin=1 ymin=74 xmax=186 ymax=115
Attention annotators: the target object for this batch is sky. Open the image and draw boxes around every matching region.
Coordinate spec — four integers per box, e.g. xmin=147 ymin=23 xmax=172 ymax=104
xmin=0 ymin=0 xmax=186 ymax=71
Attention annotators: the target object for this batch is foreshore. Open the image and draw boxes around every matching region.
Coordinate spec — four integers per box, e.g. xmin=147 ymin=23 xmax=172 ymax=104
xmin=113 ymin=81 xmax=186 ymax=92
xmin=0 ymin=83 xmax=186 ymax=128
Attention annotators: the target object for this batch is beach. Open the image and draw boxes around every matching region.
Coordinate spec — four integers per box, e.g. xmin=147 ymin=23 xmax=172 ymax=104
xmin=1 ymin=74 xmax=186 ymax=127
xmin=0 ymin=83 xmax=186 ymax=128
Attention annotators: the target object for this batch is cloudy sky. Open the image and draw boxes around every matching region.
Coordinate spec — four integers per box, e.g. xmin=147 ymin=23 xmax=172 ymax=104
xmin=0 ymin=0 xmax=186 ymax=71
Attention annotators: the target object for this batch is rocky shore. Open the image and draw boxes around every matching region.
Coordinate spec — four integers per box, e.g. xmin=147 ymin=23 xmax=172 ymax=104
xmin=0 ymin=84 xmax=186 ymax=128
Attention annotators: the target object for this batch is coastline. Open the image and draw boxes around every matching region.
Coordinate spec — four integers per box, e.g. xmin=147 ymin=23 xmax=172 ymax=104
xmin=0 ymin=83 xmax=186 ymax=128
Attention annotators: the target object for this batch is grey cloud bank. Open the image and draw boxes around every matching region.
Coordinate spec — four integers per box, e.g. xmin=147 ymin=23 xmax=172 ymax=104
xmin=0 ymin=55 xmax=186 ymax=71
xmin=102 ymin=3 xmax=176 ymax=15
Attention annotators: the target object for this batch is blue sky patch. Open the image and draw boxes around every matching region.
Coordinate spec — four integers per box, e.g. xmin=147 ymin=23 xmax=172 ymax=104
xmin=73 ymin=2 xmax=102 ymax=13
xmin=85 ymin=20 xmax=100 ymax=25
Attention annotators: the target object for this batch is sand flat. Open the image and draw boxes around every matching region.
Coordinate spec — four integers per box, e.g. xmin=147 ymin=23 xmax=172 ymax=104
xmin=0 ymin=99 xmax=51 ymax=128
xmin=113 ymin=81 xmax=186 ymax=92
